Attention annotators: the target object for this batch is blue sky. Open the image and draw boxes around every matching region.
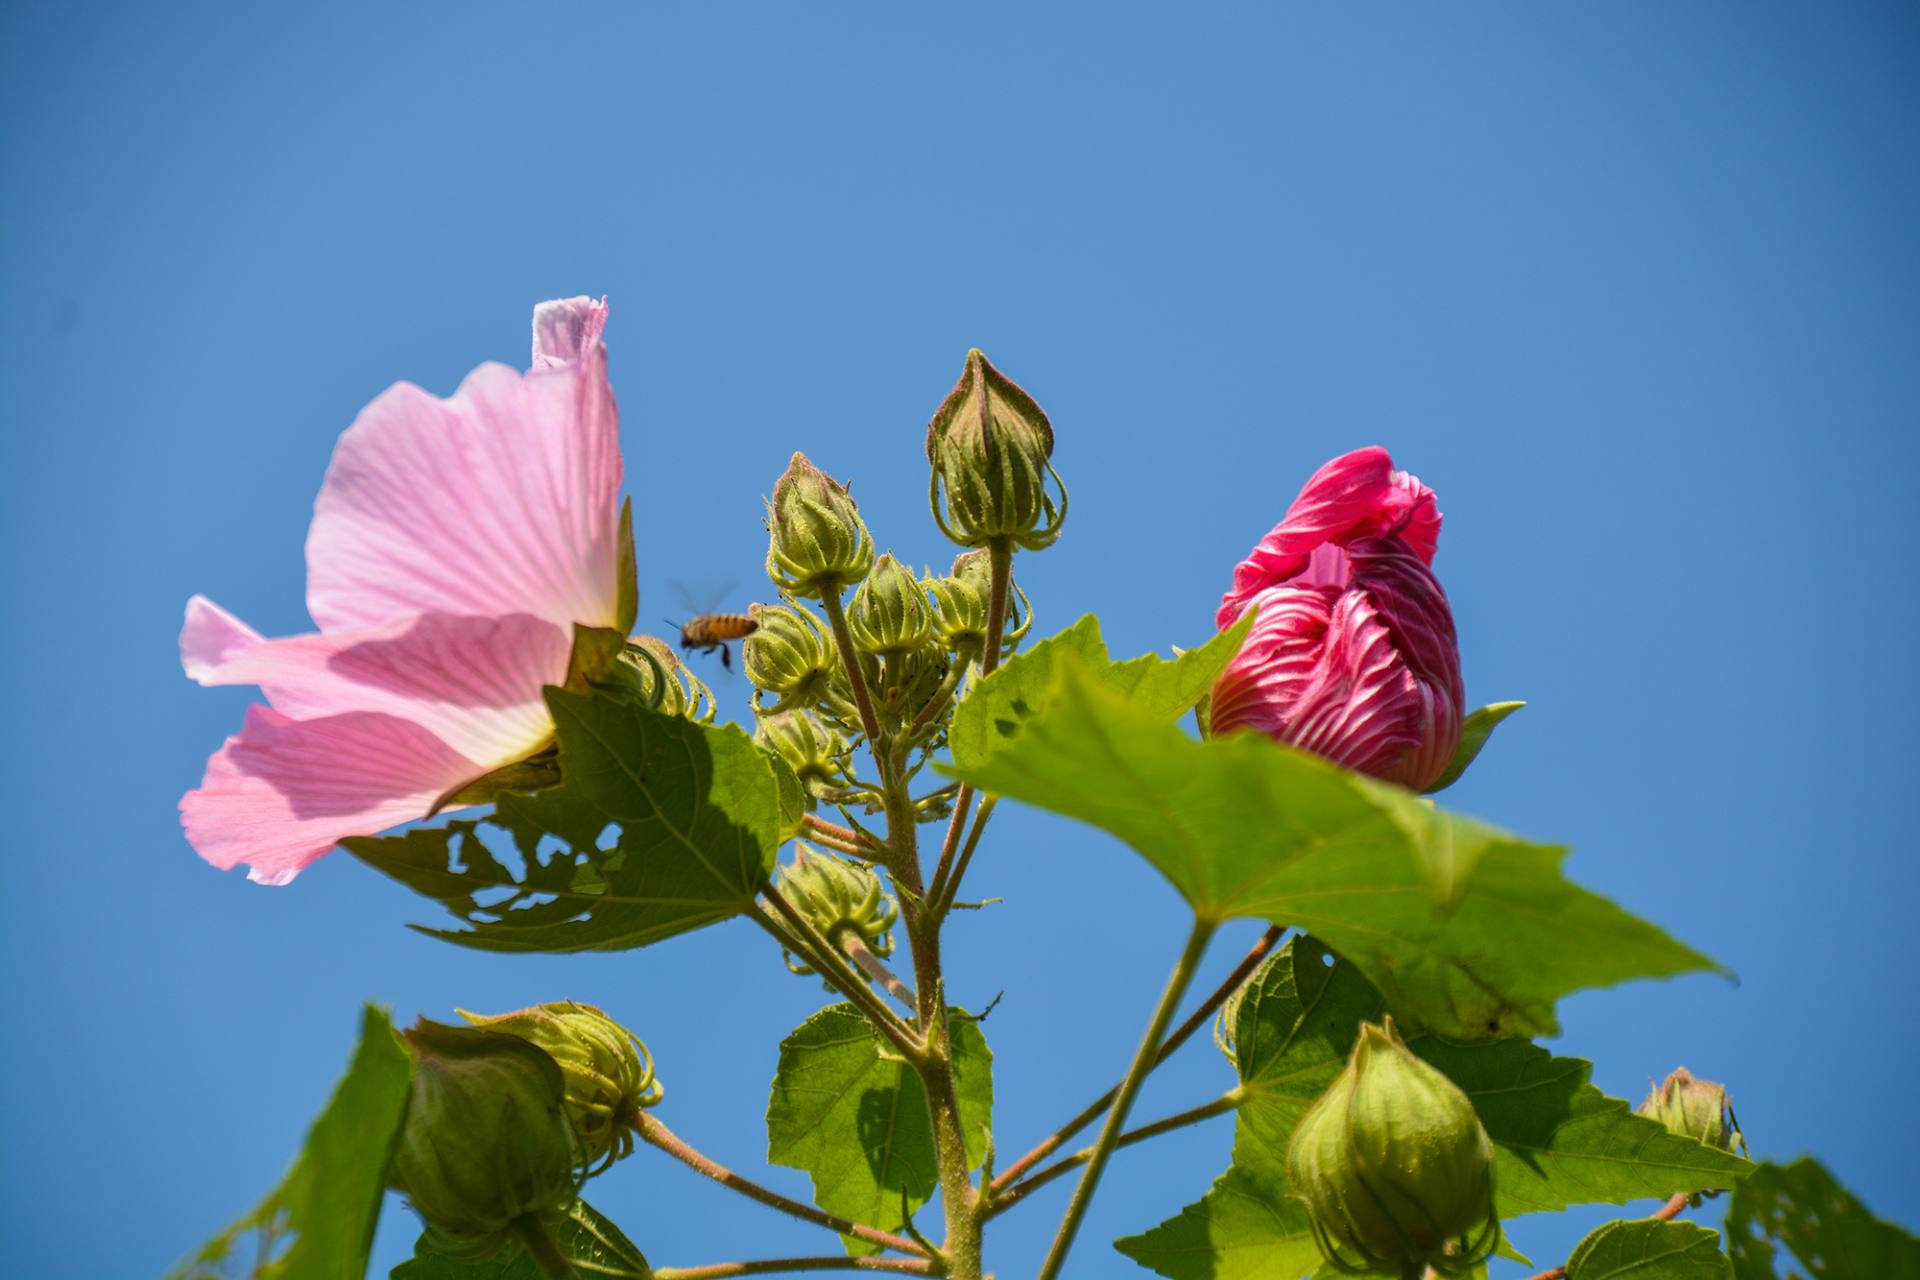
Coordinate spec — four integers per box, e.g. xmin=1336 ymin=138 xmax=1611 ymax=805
xmin=2 ymin=3 xmax=1915 ymax=1276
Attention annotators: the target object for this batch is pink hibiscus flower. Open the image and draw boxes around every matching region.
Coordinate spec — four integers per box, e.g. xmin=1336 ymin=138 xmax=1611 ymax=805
xmin=180 ymin=297 xmax=626 ymax=885
xmin=1211 ymin=446 xmax=1464 ymax=790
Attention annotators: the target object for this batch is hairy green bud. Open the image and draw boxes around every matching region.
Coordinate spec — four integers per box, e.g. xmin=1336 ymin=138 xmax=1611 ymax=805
xmin=1287 ymin=1018 xmax=1499 ymax=1277
xmin=766 ymin=452 xmax=875 ymax=598
xmin=744 ymin=600 xmax=839 ymax=714
xmin=775 ymin=845 xmax=897 ymax=973
xmin=389 ymin=1020 xmax=585 ymax=1260
xmin=847 ymin=553 xmax=933 ymax=658
xmin=927 ymin=349 xmax=1067 ymax=551
xmin=620 ymin=635 xmax=715 ymax=722
xmin=930 ymin=549 xmax=1032 ymax=659
xmin=1639 ymin=1067 xmax=1745 ymax=1154
xmin=756 ymin=709 xmax=851 ymax=799
xmin=458 ymin=1002 xmax=664 ymax=1174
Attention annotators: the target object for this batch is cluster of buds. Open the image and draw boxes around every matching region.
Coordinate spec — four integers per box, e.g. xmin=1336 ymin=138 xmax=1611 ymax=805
xmin=774 ymin=844 xmax=898 ymax=978
xmin=926 ymin=549 xmax=1031 ymax=666
xmin=387 ymin=1003 xmax=664 ymax=1260
xmin=1639 ymin=1066 xmax=1746 ymax=1157
xmin=1287 ymin=1018 xmax=1500 ymax=1277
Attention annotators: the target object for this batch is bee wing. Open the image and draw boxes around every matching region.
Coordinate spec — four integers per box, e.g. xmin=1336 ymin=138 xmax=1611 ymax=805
xmin=670 ymin=578 xmax=740 ymax=616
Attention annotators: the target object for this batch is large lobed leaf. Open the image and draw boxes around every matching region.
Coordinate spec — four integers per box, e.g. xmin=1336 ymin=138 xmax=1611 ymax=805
xmin=169 ymin=1005 xmax=413 ymax=1280
xmin=1725 ymin=1158 xmax=1920 ymax=1280
xmin=1117 ymin=939 xmax=1751 ymax=1279
xmin=349 ymin=686 xmax=796 ymax=953
xmin=766 ymin=1003 xmax=993 ymax=1256
xmin=1567 ymin=1219 xmax=1732 ymax=1280
xmin=391 ymin=1200 xmax=651 ymax=1279
xmin=947 ymin=612 xmax=1252 ymax=771
xmin=949 ymin=660 xmax=1716 ymax=1039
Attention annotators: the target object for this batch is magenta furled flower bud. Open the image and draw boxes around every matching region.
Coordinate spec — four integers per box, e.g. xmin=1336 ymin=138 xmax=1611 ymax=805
xmin=1211 ymin=446 xmax=1464 ymax=790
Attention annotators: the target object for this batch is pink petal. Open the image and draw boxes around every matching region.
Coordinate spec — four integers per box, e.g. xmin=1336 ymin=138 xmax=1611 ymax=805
xmin=1210 ymin=585 xmax=1337 ymax=739
xmin=1216 ymin=446 xmax=1443 ymax=628
xmin=182 ymin=604 xmax=571 ymax=770
xmin=532 ymin=295 xmax=609 ymax=370
xmin=304 ymin=351 xmax=623 ymax=634
xmin=181 ymin=705 xmax=484 ymax=885
xmin=181 ymin=595 xmax=264 ymax=682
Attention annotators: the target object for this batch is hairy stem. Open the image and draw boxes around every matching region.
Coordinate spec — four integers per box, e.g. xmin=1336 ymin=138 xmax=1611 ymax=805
xmin=931 ymin=796 xmax=997 ymax=918
xmin=819 ymin=590 xmax=886 ymax=761
xmin=512 ymin=1215 xmax=582 ymax=1280
xmin=842 ymin=933 xmax=918 ymax=1010
xmin=652 ymin=1258 xmax=934 ymax=1279
xmin=1521 ymin=1193 xmax=1694 ymax=1280
xmin=628 ymin=1109 xmax=929 ymax=1258
xmin=994 ymin=923 xmax=1282 ymax=1191
xmin=754 ymin=893 xmax=923 ymax=1059
xmin=801 ymin=813 xmax=876 ymax=857
xmin=1036 ymin=917 xmax=1218 ymax=1280
xmin=987 ymin=1090 xmax=1243 ymax=1218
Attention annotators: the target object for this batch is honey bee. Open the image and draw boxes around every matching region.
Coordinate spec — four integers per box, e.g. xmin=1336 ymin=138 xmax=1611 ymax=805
xmin=672 ymin=612 xmax=759 ymax=670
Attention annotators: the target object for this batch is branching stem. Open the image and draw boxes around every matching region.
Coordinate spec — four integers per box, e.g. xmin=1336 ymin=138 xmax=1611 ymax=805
xmin=993 ymin=924 xmax=1283 ymax=1191
xmin=652 ymin=1258 xmax=934 ymax=1279
xmin=987 ymin=1090 xmax=1243 ymax=1218
xmin=842 ymin=933 xmax=918 ymax=1010
xmin=818 ymin=590 xmax=887 ymax=767
xmin=1036 ymin=917 xmax=1218 ymax=1280
xmin=628 ymin=1108 xmax=930 ymax=1258
xmin=754 ymin=892 xmax=923 ymax=1059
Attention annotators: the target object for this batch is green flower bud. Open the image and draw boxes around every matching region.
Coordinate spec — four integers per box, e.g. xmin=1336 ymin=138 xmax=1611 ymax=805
xmin=847 ymin=553 xmax=933 ymax=658
xmin=756 ymin=709 xmax=852 ymax=799
xmin=876 ymin=641 xmax=953 ymax=728
xmin=766 ymin=452 xmax=875 ymax=599
xmin=926 ymin=349 xmax=1067 ymax=551
xmin=1639 ymin=1067 xmax=1744 ymax=1155
xmin=458 ymin=1002 xmax=664 ymax=1174
xmin=930 ymin=549 xmax=1033 ymax=659
xmin=1287 ymin=1018 xmax=1499 ymax=1277
xmin=619 ymin=635 xmax=716 ymax=722
xmin=775 ymin=845 xmax=897 ymax=974
xmin=389 ymin=1020 xmax=586 ymax=1260
xmin=743 ymin=600 xmax=839 ymax=713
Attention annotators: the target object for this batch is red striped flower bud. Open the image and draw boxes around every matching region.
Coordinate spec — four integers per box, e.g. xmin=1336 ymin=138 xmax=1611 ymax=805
xmin=1211 ymin=446 xmax=1463 ymax=790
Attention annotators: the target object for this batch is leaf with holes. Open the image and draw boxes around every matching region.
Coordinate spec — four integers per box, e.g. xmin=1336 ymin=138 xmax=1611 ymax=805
xmin=947 ymin=611 xmax=1252 ymax=770
xmin=349 ymin=686 xmax=795 ymax=953
xmin=391 ymin=1199 xmax=651 ymax=1278
xmin=766 ymin=1003 xmax=992 ymax=1256
xmin=948 ymin=662 xmax=1716 ymax=1038
xmin=1725 ymin=1158 xmax=1920 ymax=1280
xmin=1568 ymin=1219 xmax=1731 ymax=1280
xmin=168 ymin=1005 xmax=412 ymax=1280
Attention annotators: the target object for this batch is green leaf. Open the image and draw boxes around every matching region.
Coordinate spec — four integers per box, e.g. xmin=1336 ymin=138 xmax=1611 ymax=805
xmin=615 ymin=497 xmax=638 ymax=635
xmin=1120 ymin=940 xmax=1749 ymax=1280
xmin=1228 ymin=939 xmax=1750 ymax=1216
xmin=949 ymin=662 xmax=1715 ymax=1038
xmin=350 ymin=686 xmax=789 ymax=953
xmin=1726 ymin=1158 xmax=1920 ymax=1280
xmin=169 ymin=1005 xmax=412 ymax=1280
xmin=1425 ymin=700 xmax=1525 ymax=793
xmin=766 ymin=1003 xmax=993 ymax=1256
xmin=390 ymin=1200 xmax=652 ymax=1279
xmin=1568 ymin=1219 xmax=1731 ymax=1280
xmin=1115 ymin=1164 xmax=1322 ymax=1280
xmin=947 ymin=612 xmax=1252 ymax=770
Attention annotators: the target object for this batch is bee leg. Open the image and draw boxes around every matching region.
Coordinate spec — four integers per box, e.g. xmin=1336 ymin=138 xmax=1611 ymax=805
xmin=720 ymin=644 xmax=733 ymax=672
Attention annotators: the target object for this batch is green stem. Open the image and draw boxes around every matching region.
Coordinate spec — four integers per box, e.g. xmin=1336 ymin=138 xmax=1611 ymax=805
xmin=986 ymin=1091 xmax=1243 ymax=1218
xmin=512 ymin=1215 xmax=583 ymax=1280
xmin=979 ymin=539 xmax=1013 ymax=677
xmin=819 ymin=590 xmax=887 ymax=762
xmin=991 ymin=923 xmax=1282 ymax=1191
xmin=628 ymin=1108 xmax=930 ymax=1258
xmin=652 ymin=1258 xmax=934 ymax=1279
xmin=754 ymin=893 xmax=924 ymax=1059
xmin=931 ymin=796 xmax=997 ymax=919
xmin=842 ymin=933 xmax=918 ymax=1010
xmin=1035 ymin=917 xmax=1218 ymax=1280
